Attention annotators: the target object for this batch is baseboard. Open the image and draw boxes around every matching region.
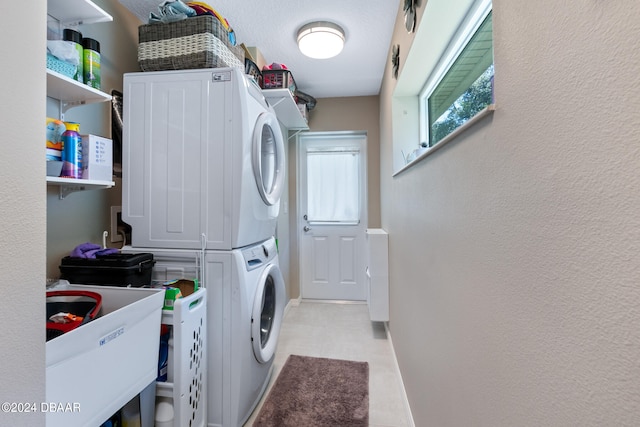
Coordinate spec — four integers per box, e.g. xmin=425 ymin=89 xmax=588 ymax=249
xmin=300 ymin=299 xmax=366 ymax=305
xmin=283 ymin=295 xmax=301 ymax=317
xmin=384 ymin=322 xmax=415 ymax=427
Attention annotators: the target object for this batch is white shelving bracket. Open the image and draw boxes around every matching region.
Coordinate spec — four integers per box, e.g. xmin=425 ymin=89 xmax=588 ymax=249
xmin=269 ymin=97 xmax=286 ymax=108
xmin=62 ymin=100 xmax=87 ymax=115
xmin=48 ymin=177 xmax=115 ymax=199
xmin=262 ymin=88 xmax=309 ymax=130
xmin=58 ymin=184 xmax=86 ymax=199
xmin=288 ymin=129 xmax=303 ymax=140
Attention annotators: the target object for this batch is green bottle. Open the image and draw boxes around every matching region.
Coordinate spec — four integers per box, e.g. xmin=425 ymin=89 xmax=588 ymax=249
xmin=82 ymin=38 xmax=101 ymax=89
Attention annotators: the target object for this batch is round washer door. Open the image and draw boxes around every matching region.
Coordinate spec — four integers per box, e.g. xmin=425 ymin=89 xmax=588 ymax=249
xmin=251 ymin=262 xmax=286 ymax=363
xmin=252 ymin=112 xmax=285 ymax=206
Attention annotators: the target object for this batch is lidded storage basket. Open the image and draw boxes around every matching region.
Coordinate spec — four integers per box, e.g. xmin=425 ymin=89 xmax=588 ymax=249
xmin=138 ymin=15 xmax=244 ymax=72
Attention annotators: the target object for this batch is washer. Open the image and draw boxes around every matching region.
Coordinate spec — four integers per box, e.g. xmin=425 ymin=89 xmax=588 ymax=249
xmin=230 ymin=237 xmax=286 ymax=426
xmin=129 ymin=237 xmax=286 ymax=427
xmin=123 ymin=67 xmax=286 ymax=250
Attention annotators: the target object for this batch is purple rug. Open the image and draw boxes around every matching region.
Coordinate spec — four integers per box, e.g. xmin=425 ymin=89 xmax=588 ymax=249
xmin=253 ymin=355 xmax=369 ymax=427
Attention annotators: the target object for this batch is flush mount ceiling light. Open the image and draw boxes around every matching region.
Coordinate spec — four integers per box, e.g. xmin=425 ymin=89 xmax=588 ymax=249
xmin=297 ymin=21 xmax=345 ymax=59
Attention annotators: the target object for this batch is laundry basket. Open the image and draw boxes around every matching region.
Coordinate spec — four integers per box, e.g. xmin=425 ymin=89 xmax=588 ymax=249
xmin=155 ymin=288 xmax=207 ymax=427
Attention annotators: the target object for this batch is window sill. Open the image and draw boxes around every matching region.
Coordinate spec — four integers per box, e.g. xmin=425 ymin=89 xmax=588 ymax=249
xmin=393 ymin=104 xmax=495 ymax=176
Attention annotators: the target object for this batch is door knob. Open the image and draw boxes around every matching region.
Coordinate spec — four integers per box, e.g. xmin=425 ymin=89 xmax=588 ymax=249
xmin=303 ymin=226 xmax=311 ymax=232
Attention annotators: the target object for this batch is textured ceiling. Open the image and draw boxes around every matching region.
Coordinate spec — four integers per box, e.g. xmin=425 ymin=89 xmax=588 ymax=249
xmin=119 ymin=0 xmax=398 ymax=98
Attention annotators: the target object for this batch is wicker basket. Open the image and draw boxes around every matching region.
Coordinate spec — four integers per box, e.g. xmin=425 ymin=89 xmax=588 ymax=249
xmin=138 ymin=15 xmax=244 ymax=72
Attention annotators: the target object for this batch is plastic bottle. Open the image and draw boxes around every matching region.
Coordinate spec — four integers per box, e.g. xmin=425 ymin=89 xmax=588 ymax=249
xmin=167 ymin=333 xmax=174 ymax=382
xmin=154 ymin=397 xmax=174 ymax=427
xmin=82 ymin=38 xmax=101 ymax=89
xmin=121 ymin=396 xmax=141 ymax=427
xmin=63 ymin=29 xmax=83 ymax=83
xmin=157 ymin=324 xmax=170 ymax=382
xmin=60 ymin=122 xmax=82 ymax=178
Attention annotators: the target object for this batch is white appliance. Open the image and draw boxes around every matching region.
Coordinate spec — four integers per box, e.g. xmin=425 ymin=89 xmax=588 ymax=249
xmin=124 ymin=237 xmax=285 ymax=427
xmin=122 ymin=67 xmax=286 ymax=250
xmin=366 ymin=228 xmax=389 ymax=321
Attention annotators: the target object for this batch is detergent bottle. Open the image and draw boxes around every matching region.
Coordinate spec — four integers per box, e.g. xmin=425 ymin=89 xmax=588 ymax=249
xmin=60 ymin=122 xmax=82 ymax=179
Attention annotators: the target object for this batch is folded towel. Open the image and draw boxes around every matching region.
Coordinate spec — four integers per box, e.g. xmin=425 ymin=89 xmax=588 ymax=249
xmin=149 ymin=0 xmax=196 ymax=23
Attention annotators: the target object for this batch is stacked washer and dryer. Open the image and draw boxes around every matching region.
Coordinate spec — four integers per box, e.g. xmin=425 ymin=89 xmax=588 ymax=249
xmin=122 ymin=67 xmax=287 ymax=427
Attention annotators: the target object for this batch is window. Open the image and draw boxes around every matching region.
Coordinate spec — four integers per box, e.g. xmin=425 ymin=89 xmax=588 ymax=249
xmin=391 ymin=0 xmax=494 ymax=174
xmin=306 ymin=148 xmax=360 ymax=223
xmin=420 ymin=2 xmax=493 ymax=147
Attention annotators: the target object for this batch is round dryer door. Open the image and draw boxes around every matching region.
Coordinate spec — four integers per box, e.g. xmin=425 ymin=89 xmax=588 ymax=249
xmin=251 ymin=263 xmax=286 ymax=363
xmin=252 ymin=112 xmax=285 ymax=206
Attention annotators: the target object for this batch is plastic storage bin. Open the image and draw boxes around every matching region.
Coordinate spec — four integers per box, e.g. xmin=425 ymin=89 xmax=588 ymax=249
xmin=46 ymin=284 xmax=164 ymax=427
xmin=262 ymin=69 xmax=296 ymax=93
xmin=245 ymin=57 xmax=262 ymax=86
xmin=59 ymin=253 xmax=155 ymax=287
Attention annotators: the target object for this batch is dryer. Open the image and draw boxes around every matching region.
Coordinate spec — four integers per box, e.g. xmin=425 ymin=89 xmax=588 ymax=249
xmin=129 ymin=237 xmax=286 ymax=427
xmin=122 ymin=67 xmax=285 ymax=250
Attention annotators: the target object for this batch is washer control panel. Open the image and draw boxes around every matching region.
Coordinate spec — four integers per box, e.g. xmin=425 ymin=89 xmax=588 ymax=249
xmin=242 ymin=238 xmax=277 ymax=271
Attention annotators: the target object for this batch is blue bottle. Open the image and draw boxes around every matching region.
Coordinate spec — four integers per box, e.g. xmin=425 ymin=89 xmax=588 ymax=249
xmin=60 ymin=122 xmax=82 ymax=178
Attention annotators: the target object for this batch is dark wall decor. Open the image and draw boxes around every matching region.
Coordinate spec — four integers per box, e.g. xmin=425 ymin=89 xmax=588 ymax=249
xmin=391 ymin=44 xmax=400 ymax=79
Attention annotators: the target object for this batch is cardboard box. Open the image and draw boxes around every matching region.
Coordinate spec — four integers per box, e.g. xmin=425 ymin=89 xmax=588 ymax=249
xmin=245 ymin=46 xmax=267 ymax=70
xmin=81 ymin=134 xmax=112 ymax=181
xmin=162 ymin=278 xmax=199 ymax=310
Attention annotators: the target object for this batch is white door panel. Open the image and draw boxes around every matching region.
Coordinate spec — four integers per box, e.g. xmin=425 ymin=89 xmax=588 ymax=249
xmin=311 ymin=235 xmax=329 ymax=284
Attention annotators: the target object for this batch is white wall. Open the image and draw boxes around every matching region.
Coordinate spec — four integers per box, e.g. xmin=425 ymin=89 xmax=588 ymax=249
xmin=0 ymin=3 xmax=47 ymax=426
xmin=0 ymin=1 xmax=141 ymax=425
xmin=380 ymin=0 xmax=640 ymax=425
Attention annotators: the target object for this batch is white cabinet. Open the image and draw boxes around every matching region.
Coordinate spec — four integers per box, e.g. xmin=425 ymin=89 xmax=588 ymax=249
xmin=46 ymin=0 xmax=114 ymax=198
xmin=123 ymin=70 xmax=232 ymax=249
xmin=366 ymin=228 xmax=389 ymax=322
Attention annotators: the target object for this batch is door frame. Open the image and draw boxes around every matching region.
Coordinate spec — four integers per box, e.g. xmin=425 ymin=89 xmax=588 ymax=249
xmin=296 ymin=130 xmax=368 ymax=301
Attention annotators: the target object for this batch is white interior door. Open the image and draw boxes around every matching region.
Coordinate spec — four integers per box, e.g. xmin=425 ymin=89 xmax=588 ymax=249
xmin=298 ymin=132 xmax=367 ymax=300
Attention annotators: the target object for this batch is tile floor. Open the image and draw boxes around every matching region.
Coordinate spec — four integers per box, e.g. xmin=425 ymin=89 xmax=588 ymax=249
xmin=244 ymin=300 xmax=412 ymax=427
